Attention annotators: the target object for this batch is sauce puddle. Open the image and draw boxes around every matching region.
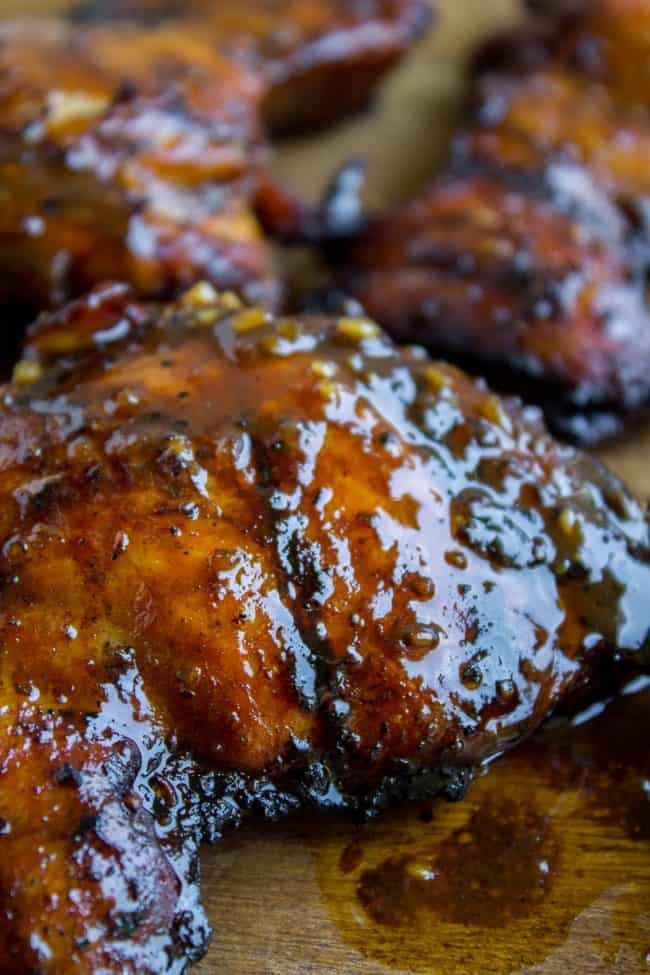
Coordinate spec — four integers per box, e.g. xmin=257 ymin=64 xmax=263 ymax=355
xmin=317 ymin=682 xmax=650 ymax=973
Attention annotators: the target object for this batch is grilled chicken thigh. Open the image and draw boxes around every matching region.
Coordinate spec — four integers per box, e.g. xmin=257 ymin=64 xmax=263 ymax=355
xmin=339 ymin=0 xmax=650 ymax=442
xmin=1 ymin=285 xmax=648 ymax=972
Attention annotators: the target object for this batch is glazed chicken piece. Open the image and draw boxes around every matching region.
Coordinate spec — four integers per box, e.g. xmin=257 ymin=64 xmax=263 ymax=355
xmin=341 ymin=169 xmax=650 ymax=443
xmin=0 ymin=1 xmax=430 ymax=359
xmin=0 ymin=20 xmax=308 ymax=310
xmin=1 ymin=284 xmax=648 ymax=973
xmin=339 ymin=0 xmax=650 ymax=443
xmin=12 ymin=0 xmax=433 ymax=132
xmin=198 ymin=0 xmax=433 ymax=132
xmin=0 ymin=19 xmax=282 ymax=350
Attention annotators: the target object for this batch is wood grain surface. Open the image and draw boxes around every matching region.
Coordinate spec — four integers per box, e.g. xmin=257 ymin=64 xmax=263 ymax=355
xmin=197 ymin=2 xmax=650 ymax=972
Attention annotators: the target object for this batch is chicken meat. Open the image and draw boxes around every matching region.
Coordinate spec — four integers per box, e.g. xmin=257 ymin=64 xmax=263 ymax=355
xmin=0 ymin=283 xmax=648 ymax=972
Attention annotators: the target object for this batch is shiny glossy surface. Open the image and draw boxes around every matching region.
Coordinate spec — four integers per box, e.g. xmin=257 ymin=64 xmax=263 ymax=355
xmin=0 ymin=286 xmax=648 ymax=972
xmin=341 ymin=0 xmax=650 ymax=443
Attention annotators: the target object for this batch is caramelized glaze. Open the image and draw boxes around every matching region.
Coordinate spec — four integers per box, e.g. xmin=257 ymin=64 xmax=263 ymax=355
xmin=0 ymin=285 xmax=648 ymax=971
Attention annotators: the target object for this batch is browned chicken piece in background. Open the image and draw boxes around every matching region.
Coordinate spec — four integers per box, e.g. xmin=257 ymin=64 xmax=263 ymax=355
xmin=0 ymin=20 xmax=281 ymax=347
xmin=338 ymin=0 xmax=650 ymax=443
xmin=467 ymin=0 xmax=650 ymax=207
xmin=203 ymin=0 xmax=434 ymax=132
xmin=522 ymin=0 xmax=650 ymax=108
xmin=1 ymin=284 xmax=648 ymax=973
xmin=0 ymin=1 xmax=431 ymax=362
xmin=16 ymin=0 xmax=433 ymax=132
xmin=341 ymin=170 xmax=650 ymax=443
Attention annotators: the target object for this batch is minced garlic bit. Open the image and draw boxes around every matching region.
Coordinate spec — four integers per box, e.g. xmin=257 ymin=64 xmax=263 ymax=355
xmin=405 ymin=859 xmax=436 ymax=882
xmin=194 ymin=309 xmax=219 ymax=326
xmin=12 ymin=359 xmax=42 ymax=384
xmin=336 ymin=316 xmax=381 ymax=343
xmin=315 ymin=379 xmax=341 ymax=401
xmin=232 ymin=307 xmax=269 ymax=333
xmin=46 ymin=89 xmax=109 ymax=129
xmin=181 ymin=282 xmax=220 ymax=307
xmin=278 ymin=319 xmax=302 ymax=340
xmin=558 ymin=507 xmax=578 ymax=537
xmin=479 ymin=394 xmax=514 ymax=434
xmin=422 ymin=365 xmax=450 ymax=391
xmin=311 ymin=359 xmax=338 ymax=379
xmin=217 ymin=291 xmax=243 ymax=311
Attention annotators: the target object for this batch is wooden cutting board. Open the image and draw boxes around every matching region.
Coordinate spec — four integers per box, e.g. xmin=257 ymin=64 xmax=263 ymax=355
xmin=196 ymin=2 xmax=650 ymax=972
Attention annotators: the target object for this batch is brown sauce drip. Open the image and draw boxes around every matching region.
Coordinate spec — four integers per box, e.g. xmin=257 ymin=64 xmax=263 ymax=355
xmin=356 ymin=798 xmax=560 ymax=928
xmin=524 ymin=681 xmax=650 ymax=842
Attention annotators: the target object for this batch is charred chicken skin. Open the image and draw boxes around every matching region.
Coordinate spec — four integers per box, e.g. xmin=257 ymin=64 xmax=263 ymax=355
xmin=0 ymin=284 xmax=648 ymax=972
xmin=340 ymin=0 xmax=650 ymax=443
xmin=13 ymin=0 xmax=433 ymax=132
